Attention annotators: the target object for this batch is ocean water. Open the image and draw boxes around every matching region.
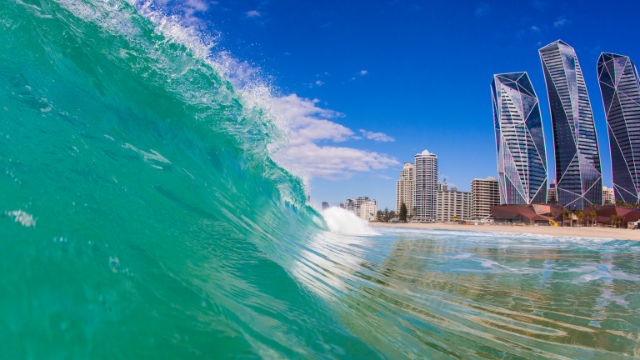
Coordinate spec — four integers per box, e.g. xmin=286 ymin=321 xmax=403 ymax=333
xmin=1 ymin=0 xmax=640 ymax=358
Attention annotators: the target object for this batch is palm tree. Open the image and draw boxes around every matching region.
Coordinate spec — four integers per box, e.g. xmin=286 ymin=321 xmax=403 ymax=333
xmin=576 ymin=211 xmax=584 ymax=227
xmin=562 ymin=209 xmax=569 ymax=227
xmin=611 ymin=215 xmax=622 ymax=228
xmin=588 ymin=211 xmax=597 ymax=227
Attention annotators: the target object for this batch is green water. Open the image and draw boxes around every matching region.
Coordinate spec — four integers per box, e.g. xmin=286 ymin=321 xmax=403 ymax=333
xmin=1 ymin=0 xmax=639 ymax=358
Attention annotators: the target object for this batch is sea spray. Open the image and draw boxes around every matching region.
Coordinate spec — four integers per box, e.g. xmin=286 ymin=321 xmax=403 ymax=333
xmin=321 ymin=207 xmax=379 ymax=235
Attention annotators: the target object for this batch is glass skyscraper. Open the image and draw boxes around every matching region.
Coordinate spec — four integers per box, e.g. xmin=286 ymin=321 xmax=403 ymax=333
xmin=597 ymin=53 xmax=640 ymax=204
xmin=491 ymin=72 xmax=548 ymax=205
xmin=539 ymin=40 xmax=602 ymax=210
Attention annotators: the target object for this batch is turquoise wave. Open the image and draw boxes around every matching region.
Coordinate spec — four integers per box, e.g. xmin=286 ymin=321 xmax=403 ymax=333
xmin=2 ymin=1 xmax=640 ymax=359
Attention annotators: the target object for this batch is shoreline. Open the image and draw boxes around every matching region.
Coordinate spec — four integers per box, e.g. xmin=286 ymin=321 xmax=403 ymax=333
xmin=369 ymin=222 xmax=640 ymax=241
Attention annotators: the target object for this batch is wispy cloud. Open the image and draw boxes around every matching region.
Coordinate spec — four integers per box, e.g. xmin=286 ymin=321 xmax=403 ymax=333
xmin=360 ymin=70 xmax=368 ymax=75
xmin=314 ymin=80 xmax=324 ymax=87
xmin=531 ymin=25 xmax=542 ymax=34
xmin=269 ymin=95 xmax=399 ymax=179
xmin=377 ymin=174 xmax=392 ymax=179
xmin=359 ymin=129 xmax=395 ymax=142
xmin=474 ymin=3 xmax=490 ymax=17
xmin=553 ymin=16 xmax=569 ymax=28
xmin=246 ymin=10 xmax=261 ymax=17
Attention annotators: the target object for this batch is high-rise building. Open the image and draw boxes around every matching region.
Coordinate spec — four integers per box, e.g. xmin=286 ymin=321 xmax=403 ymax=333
xmin=471 ymin=177 xmax=500 ymax=220
xmin=346 ymin=197 xmax=378 ymax=221
xmin=491 ymin=72 xmax=548 ymax=205
xmin=344 ymin=199 xmax=354 ymax=212
xmin=437 ymin=182 xmax=448 ymax=192
xmin=322 ymin=202 xmax=330 ymax=210
xmin=414 ymin=150 xmax=438 ymax=222
xmin=396 ymin=162 xmax=415 ymax=217
xmin=339 ymin=202 xmax=345 ymax=209
xmin=597 ymin=53 xmax=640 ymax=204
xmin=547 ymin=179 xmax=557 ymax=203
xmin=359 ymin=200 xmax=378 ymax=221
xmin=437 ymin=187 xmax=472 ymax=222
xmin=603 ymin=186 xmax=615 ymax=205
xmin=539 ymin=40 xmax=602 ymax=210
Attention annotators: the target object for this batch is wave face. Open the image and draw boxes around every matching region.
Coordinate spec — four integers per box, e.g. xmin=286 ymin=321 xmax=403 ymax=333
xmin=2 ymin=1 xmax=640 ymax=359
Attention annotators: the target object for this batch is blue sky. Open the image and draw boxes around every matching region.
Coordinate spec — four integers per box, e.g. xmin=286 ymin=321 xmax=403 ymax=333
xmin=159 ymin=0 xmax=640 ymax=210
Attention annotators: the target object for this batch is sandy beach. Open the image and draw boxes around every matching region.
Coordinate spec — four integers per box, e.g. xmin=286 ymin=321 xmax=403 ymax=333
xmin=369 ymin=222 xmax=640 ymax=241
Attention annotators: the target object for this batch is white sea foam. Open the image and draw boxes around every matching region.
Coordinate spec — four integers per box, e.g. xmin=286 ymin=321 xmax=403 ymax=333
xmin=5 ymin=210 xmax=36 ymax=227
xmin=321 ymin=207 xmax=379 ymax=236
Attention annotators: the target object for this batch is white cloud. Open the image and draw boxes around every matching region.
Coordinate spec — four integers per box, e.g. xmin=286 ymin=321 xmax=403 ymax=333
xmin=268 ymin=95 xmax=399 ymax=180
xmin=531 ymin=25 xmax=541 ymax=33
xmin=275 ymin=143 xmax=399 ymax=180
xmin=315 ymin=80 xmax=324 ymax=86
xmin=360 ymin=70 xmax=368 ymax=75
xmin=246 ymin=10 xmax=261 ymax=17
xmin=185 ymin=0 xmax=208 ymax=12
xmin=554 ymin=17 xmax=569 ymax=28
xmin=359 ymin=129 xmax=395 ymax=142
xmin=377 ymin=174 xmax=392 ymax=179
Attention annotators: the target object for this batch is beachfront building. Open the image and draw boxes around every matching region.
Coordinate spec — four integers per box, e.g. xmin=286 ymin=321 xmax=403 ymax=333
xmin=344 ymin=199 xmax=354 ymax=211
xmin=597 ymin=53 xmax=640 ymax=204
xmin=491 ymin=72 xmax=548 ymax=205
xmin=437 ymin=186 xmax=472 ymax=222
xmin=345 ymin=196 xmax=378 ymax=221
xmin=471 ymin=177 xmax=500 ymax=220
xmin=414 ymin=150 xmax=438 ymax=222
xmin=547 ymin=180 xmax=557 ymax=203
xmin=539 ymin=40 xmax=602 ymax=210
xmin=359 ymin=199 xmax=378 ymax=221
xmin=322 ymin=202 xmax=330 ymax=210
xmin=396 ymin=162 xmax=415 ymax=217
xmin=603 ymin=186 xmax=615 ymax=205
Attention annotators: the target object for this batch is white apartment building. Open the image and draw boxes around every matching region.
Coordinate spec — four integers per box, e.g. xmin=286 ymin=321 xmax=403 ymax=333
xmin=437 ymin=186 xmax=472 ymax=222
xmin=396 ymin=162 xmax=415 ymax=217
xmin=547 ymin=179 xmax=557 ymax=203
xmin=414 ymin=150 xmax=438 ymax=222
xmin=471 ymin=176 xmax=500 ymax=220
xmin=603 ymin=186 xmax=615 ymax=205
xmin=346 ymin=196 xmax=378 ymax=221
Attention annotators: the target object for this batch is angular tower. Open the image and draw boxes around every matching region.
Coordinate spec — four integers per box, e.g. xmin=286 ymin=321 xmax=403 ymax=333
xmin=491 ymin=72 xmax=548 ymax=205
xmin=539 ymin=40 xmax=602 ymax=210
xmin=597 ymin=53 xmax=640 ymax=204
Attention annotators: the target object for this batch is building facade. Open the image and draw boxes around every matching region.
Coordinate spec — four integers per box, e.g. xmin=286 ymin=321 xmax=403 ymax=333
xmin=547 ymin=179 xmax=557 ymax=203
xmin=471 ymin=177 xmax=500 ymax=220
xmin=539 ymin=40 xmax=602 ymax=210
xmin=396 ymin=162 xmax=415 ymax=217
xmin=414 ymin=150 xmax=438 ymax=222
xmin=346 ymin=197 xmax=378 ymax=221
xmin=492 ymin=72 xmax=548 ymax=205
xmin=359 ymin=200 xmax=378 ymax=221
xmin=597 ymin=53 xmax=640 ymax=204
xmin=603 ymin=186 xmax=615 ymax=205
xmin=437 ymin=187 xmax=472 ymax=222
xmin=322 ymin=202 xmax=330 ymax=210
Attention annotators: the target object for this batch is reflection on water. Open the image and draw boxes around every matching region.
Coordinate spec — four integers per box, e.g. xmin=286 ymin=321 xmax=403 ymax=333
xmin=297 ymin=228 xmax=640 ymax=359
